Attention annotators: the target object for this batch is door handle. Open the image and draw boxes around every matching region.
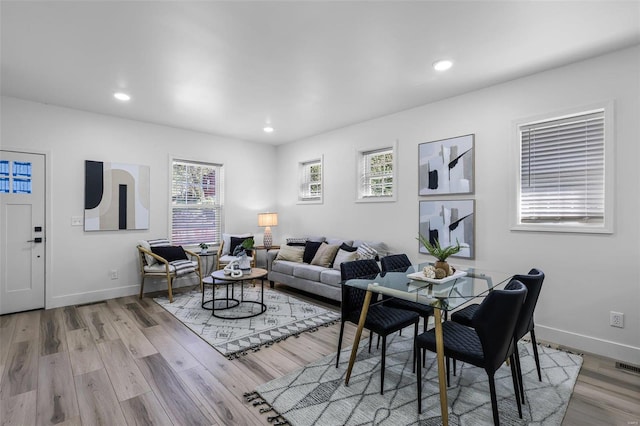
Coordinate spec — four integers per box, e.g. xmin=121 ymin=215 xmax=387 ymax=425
xmin=27 ymin=237 xmax=43 ymax=243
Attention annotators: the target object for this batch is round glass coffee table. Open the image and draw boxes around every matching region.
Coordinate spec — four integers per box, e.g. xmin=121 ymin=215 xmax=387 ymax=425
xmin=202 ymin=268 xmax=268 ymax=319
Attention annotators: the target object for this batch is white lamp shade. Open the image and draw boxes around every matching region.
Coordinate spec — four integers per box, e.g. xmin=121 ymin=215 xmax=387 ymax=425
xmin=258 ymin=212 xmax=278 ymax=227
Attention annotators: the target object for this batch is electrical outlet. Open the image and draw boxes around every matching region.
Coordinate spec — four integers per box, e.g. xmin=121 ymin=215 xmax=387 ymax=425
xmin=610 ymin=311 xmax=624 ymax=328
xmin=110 ymin=269 xmax=118 ymax=280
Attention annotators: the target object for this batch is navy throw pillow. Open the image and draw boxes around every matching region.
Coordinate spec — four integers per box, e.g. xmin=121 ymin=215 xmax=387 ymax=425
xmin=151 ymin=245 xmax=188 ymax=262
xmin=303 ymin=241 xmax=324 ymax=264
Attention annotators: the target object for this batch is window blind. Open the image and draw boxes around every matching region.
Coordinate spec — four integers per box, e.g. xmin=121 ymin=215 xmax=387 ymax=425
xmin=299 ymin=160 xmax=322 ymax=201
xmin=171 ymin=160 xmax=222 ymax=245
xmin=360 ymin=148 xmax=393 ymax=197
xmin=519 ymin=110 xmax=604 ymax=224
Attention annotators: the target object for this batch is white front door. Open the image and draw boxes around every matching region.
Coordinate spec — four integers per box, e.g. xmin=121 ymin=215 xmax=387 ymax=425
xmin=0 ymin=150 xmax=46 ymax=314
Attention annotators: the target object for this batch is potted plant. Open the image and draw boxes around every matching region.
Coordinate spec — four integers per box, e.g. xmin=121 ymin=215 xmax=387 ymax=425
xmin=417 ymin=234 xmax=461 ymax=276
xmin=199 ymin=242 xmax=209 ymax=254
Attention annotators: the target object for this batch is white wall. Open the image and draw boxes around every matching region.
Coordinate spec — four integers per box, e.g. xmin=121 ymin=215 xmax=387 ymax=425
xmin=1 ymin=97 xmax=277 ymax=308
xmin=274 ymin=46 xmax=640 ymax=364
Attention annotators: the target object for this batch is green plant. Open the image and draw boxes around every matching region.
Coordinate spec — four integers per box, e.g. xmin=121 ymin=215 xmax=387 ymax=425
xmin=199 ymin=242 xmax=209 ymax=250
xmin=241 ymin=236 xmax=255 ymax=250
xmin=417 ymin=234 xmax=461 ymax=261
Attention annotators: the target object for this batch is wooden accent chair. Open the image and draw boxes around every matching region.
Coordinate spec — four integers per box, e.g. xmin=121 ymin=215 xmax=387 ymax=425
xmin=137 ymin=239 xmax=202 ymax=303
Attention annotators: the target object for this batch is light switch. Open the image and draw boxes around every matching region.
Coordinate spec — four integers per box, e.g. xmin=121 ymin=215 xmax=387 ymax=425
xmin=71 ymin=216 xmax=83 ymax=226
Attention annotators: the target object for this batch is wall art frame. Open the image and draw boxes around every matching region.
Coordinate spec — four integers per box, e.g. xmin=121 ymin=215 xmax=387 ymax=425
xmin=84 ymin=160 xmax=150 ymax=231
xmin=418 ymin=134 xmax=474 ymax=196
xmin=419 ymin=199 xmax=475 ymax=259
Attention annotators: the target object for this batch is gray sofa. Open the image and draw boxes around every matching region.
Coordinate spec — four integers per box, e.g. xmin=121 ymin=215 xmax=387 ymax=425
xmin=266 ymin=237 xmax=389 ymax=302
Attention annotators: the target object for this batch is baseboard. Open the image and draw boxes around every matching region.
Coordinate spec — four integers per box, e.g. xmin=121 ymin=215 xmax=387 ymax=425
xmin=537 ymin=324 xmax=640 ymax=365
xmin=47 ymin=278 xmax=198 ymax=309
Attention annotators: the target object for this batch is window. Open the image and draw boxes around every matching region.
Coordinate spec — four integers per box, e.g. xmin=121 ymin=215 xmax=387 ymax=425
xmin=515 ymin=106 xmax=612 ymax=233
xmin=298 ymin=158 xmax=323 ymax=203
xmin=357 ymin=145 xmax=396 ymax=201
xmin=171 ymin=159 xmax=223 ymax=245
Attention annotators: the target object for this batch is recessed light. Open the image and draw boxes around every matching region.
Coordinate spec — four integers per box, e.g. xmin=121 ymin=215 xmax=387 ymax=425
xmin=433 ymin=60 xmax=453 ymax=71
xmin=263 ymin=125 xmax=274 ymax=133
xmin=113 ymin=92 xmax=131 ymax=101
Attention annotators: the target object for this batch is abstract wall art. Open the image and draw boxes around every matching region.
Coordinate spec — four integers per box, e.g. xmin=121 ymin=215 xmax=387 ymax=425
xmin=84 ymin=160 xmax=150 ymax=231
xmin=419 ymin=199 xmax=475 ymax=259
xmin=419 ymin=134 xmax=474 ymax=195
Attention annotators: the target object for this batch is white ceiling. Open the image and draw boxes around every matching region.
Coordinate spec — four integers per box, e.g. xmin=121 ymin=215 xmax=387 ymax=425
xmin=2 ymin=1 xmax=639 ymax=145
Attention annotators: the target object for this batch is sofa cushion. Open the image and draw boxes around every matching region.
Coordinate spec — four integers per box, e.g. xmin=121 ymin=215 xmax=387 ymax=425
xmin=332 ymin=248 xmax=360 ymax=270
xmin=303 ymin=241 xmax=324 ymax=264
xmin=275 ymin=245 xmax=305 ymax=262
xmin=311 ymin=243 xmax=340 ymax=268
xmin=356 ymin=242 xmax=379 ymax=260
xmin=293 ymin=264 xmax=326 ymax=281
xmin=320 ymin=269 xmax=342 ymax=286
xmin=354 ymin=240 xmax=389 ymax=258
xmin=271 ymin=260 xmax=297 ymax=275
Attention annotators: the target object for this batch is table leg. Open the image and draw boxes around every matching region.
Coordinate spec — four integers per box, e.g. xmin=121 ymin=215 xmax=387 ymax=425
xmin=433 ymin=308 xmax=449 ymax=426
xmin=345 ymin=290 xmax=372 ymax=386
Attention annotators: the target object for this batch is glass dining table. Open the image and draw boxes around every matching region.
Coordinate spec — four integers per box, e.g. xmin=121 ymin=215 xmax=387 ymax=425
xmin=343 ymin=263 xmax=514 ymax=426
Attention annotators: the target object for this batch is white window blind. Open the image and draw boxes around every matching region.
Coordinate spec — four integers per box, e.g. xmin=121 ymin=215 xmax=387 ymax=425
xmin=519 ymin=109 xmax=604 ymax=225
xmin=299 ymin=159 xmax=322 ymax=201
xmin=171 ymin=160 xmax=222 ymax=245
xmin=360 ymin=148 xmax=393 ymax=198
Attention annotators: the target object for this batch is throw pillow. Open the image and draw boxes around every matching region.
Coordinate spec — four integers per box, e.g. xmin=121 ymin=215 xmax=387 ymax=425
xmin=151 ymin=245 xmax=188 ymax=262
xmin=230 ymin=236 xmax=253 ymax=256
xmin=303 ymin=241 xmax=324 ymax=264
xmin=356 ymin=242 xmax=378 ymax=260
xmin=332 ymin=248 xmax=360 ymax=270
xmin=275 ymin=245 xmax=305 ymax=263
xmin=141 ymin=238 xmax=171 ymax=265
xmin=339 ymin=242 xmax=357 ymax=252
xmin=222 ymin=233 xmax=252 ymax=256
xmin=286 ymin=237 xmax=308 ymax=246
xmin=310 ymin=243 xmax=340 ymax=268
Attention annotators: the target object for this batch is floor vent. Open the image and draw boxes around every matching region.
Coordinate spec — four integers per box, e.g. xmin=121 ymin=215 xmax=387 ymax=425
xmin=615 ymin=361 xmax=640 ymax=375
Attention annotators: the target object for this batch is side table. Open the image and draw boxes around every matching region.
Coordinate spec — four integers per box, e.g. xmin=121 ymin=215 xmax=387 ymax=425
xmin=253 ymin=245 xmax=280 ymax=268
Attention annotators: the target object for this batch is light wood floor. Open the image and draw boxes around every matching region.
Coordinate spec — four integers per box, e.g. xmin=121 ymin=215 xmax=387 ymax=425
xmin=1 ymin=284 xmax=638 ymax=425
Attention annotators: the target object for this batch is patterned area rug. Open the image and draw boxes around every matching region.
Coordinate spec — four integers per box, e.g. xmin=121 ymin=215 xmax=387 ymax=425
xmin=254 ymin=330 xmax=583 ymax=425
xmin=154 ymin=285 xmax=340 ymax=359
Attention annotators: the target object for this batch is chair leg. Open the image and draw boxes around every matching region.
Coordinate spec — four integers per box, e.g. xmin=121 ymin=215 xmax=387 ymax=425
xmin=412 ymin=322 xmax=418 ymax=373
xmin=369 ymin=332 xmax=373 ymax=353
xmin=510 ymin=354 xmax=523 ymax=419
xmin=513 ymin=345 xmax=525 ymax=403
xmin=139 ymin=276 xmax=145 ymax=299
xmin=530 ymin=329 xmax=542 ymax=381
xmin=380 ymin=335 xmax=387 ymax=394
xmin=488 ymin=373 xmax=501 ymax=426
xmin=336 ymin=322 xmax=346 ymax=368
xmin=446 ymin=356 xmax=450 ymax=387
xmin=416 ymin=345 xmax=423 ymax=414
xmin=167 ymin=273 xmax=174 ymax=303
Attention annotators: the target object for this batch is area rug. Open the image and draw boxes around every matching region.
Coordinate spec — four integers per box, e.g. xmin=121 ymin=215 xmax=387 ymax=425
xmin=154 ymin=285 xmax=340 ymax=359
xmin=253 ymin=331 xmax=583 ymax=425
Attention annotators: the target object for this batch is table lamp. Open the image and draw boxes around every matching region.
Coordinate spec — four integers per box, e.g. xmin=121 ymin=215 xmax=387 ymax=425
xmin=258 ymin=212 xmax=278 ymax=249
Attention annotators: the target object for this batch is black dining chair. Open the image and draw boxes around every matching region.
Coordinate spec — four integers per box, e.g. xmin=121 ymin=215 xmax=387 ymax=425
xmin=380 ymin=254 xmax=435 ymax=334
xmin=336 ymin=259 xmax=420 ymax=394
xmin=452 ymin=268 xmax=545 ymax=393
xmin=415 ymin=280 xmax=528 ymax=425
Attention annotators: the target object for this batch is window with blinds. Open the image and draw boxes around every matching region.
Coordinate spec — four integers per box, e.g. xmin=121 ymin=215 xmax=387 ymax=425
xmin=518 ymin=108 xmax=608 ymax=230
xmin=171 ymin=159 xmax=222 ymax=245
xmin=358 ymin=147 xmax=394 ymax=199
xmin=299 ymin=158 xmax=323 ymax=203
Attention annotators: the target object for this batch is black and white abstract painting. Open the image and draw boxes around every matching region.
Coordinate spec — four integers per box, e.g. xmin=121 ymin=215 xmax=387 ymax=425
xmin=419 ymin=134 xmax=474 ymax=195
xmin=419 ymin=199 xmax=475 ymax=259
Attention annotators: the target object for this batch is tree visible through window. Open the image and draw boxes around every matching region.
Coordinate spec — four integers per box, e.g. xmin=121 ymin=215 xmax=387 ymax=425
xmin=360 ymin=148 xmax=393 ymax=197
xmin=299 ymin=159 xmax=322 ymax=202
xmin=171 ymin=159 xmax=222 ymax=245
